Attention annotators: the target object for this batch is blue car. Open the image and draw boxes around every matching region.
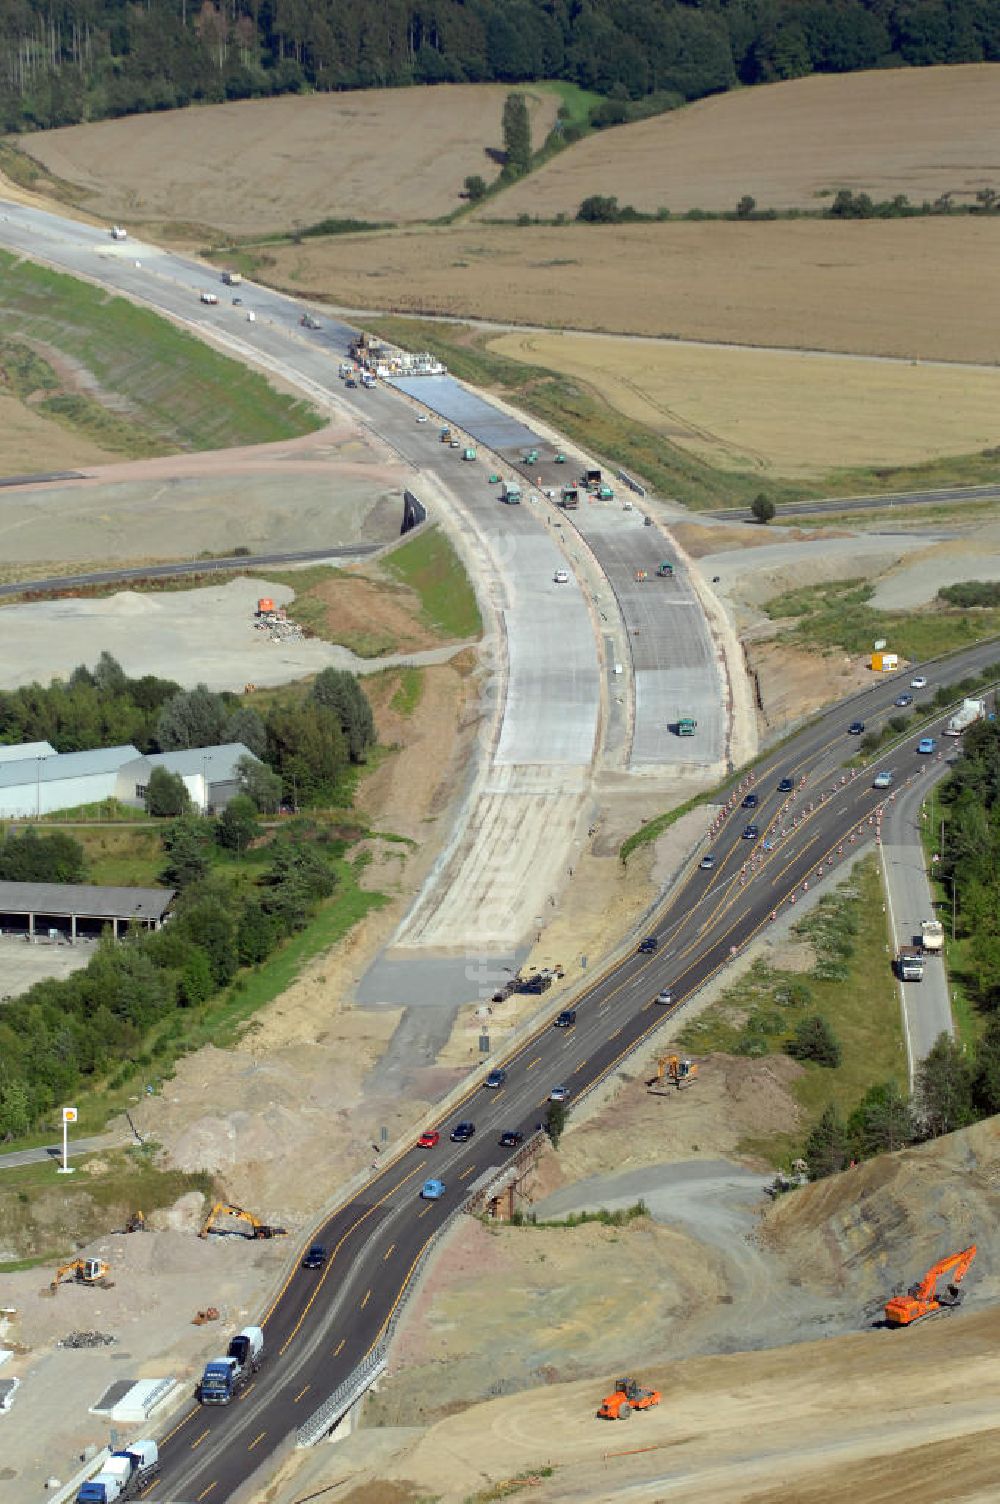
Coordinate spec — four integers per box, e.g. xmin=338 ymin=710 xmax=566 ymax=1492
xmin=421 ymin=1178 xmax=446 ymax=1200
xmin=917 ymin=737 xmax=937 ymax=754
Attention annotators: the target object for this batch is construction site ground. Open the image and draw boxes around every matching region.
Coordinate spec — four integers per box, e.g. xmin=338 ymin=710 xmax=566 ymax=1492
xmin=264 ymin=1119 xmax=1000 ymax=1504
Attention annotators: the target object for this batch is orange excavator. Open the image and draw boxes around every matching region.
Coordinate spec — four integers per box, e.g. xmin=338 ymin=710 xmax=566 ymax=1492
xmin=597 ymin=1376 xmax=661 ymax=1420
xmin=650 ymin=1055 xmax=698 ymax=1090
xmin=884 ymin=1244 xmax=977 ymax=1327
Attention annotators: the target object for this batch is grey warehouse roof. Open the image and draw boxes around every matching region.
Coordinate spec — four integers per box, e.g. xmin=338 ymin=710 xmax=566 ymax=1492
xmin=145 ymin=743 xmax=256 ymax=779
xmin=0 ymin=881 xmax=175 ymax=922
xmin=0 ymin=744 xmax=139 ymax=790
xmin=0 ymin=740 xmax=56 ymax=764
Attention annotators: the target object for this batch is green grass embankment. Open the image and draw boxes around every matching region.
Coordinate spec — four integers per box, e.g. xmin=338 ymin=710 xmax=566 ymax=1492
xmin=766 ymin=579 xmax=1000 ymax=662
xmin=384 ymin=525 xmax=482 ymax=639
xmin=679 ymin=859 xmax=905 ymax=1165
xmin=0 ymin=251 xmax=322 ymax=457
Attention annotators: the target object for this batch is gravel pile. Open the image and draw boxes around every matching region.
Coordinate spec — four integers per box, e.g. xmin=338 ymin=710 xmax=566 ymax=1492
xmin=57 ymin=1330 xmax=116 ymax=1349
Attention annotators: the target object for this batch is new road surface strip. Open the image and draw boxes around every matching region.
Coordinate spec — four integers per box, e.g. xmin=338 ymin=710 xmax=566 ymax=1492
xmin=146 ymin=640 xmax=998 ymax=1503
xmin=880 ymin=762 xmax=956 ymax=1073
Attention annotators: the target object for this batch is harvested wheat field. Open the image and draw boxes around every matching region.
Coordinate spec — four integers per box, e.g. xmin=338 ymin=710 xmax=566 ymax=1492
xmin=14 ymin=84 xmax=558 ymax=235
xmin=267 ymin=216 xmax=998 ymax=363
xmin=487 ymin=329 xmax=1000 ymax=477
xmin=488 ymin=64 xmax=1000 ymax=219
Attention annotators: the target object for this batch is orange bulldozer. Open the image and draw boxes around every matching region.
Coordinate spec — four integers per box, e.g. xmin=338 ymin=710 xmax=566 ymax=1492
xmin=597 ymin=1375 xmax=661 ymax=1420
xmin=884 ymin=1244 xmax=976 ymax=1327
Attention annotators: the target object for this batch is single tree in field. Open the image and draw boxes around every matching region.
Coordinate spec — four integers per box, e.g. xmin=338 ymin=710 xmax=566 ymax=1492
xmin=502 ymin=92 xmax=531 ymax=178
xmin=787 ymin=1014 xmax=842 ymax=1068
xmin=545 ymin=1099 xmax=568 ymax=1146
xmin=751 ymin=493 xmax=776 ymax=525
xmin=736 ymin=194 xmax=757 ymax=218
xmin=464 ymin=174 xmax=487 ymax=201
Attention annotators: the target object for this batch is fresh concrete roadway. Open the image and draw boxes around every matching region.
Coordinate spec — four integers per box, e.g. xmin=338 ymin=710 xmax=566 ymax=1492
xmin=879 ymin=760 xmax=956 ymax=1078
xmin=0 ymin=200 xmax=603 ymax=974
xmin=129 ymin=639 xmax=1000 ymax=1504
xmin=710 ymin=483 xmax=1000 ymax=521
xmin=0 ymin=545 xmax=379 ymax=599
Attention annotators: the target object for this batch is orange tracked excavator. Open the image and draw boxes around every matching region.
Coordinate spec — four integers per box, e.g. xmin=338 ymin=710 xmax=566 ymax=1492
xmin=884 ymin=1244 xmax=977 ymax=1327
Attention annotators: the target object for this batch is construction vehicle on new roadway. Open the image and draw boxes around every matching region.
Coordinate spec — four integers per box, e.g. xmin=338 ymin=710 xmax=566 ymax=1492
xmin=884 ymin=1244 xmax=977 ymax=1327
xmin=199 ymin=1202 xmax=287 ymax=1240
xmin=651 ymin=1054 xmax=698 ymax=1090
xmin=598 ymin=1376 xmax=662 ymax=1419
xmin=51 ymin=1258 xmax=113 ymax=1291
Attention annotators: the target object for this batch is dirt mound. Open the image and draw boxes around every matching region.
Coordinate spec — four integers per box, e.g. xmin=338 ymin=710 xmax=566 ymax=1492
xmin=761 ymin=1119 xmax=1000 ymax=1310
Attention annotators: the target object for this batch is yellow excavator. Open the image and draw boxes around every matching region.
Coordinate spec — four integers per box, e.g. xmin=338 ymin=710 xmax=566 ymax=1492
xmin=651 ymin=1054 xmax=698 ymax=1090
xmin=50 ymin=1258 xmax=113 ymax=1292
xmin=199 ymin=1202 xmax=287 ymax=1240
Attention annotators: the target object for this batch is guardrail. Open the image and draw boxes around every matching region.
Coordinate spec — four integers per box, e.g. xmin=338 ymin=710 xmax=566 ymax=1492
xmin=293 ymin=1156 xmax=529 ymax=1447
xmin=617 ymin=469 xmax=646 ymax=498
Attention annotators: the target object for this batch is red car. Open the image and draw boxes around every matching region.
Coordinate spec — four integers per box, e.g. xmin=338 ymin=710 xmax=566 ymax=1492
xmin=418 ymin=1130 xmax=440 ymax=1148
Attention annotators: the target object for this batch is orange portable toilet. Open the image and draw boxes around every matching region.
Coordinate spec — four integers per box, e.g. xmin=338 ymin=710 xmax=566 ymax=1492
xmin=257 ymin=597 xmax=275 ymax=615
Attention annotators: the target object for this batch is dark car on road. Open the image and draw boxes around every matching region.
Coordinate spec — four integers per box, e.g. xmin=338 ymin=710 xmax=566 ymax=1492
xmin=894 ymin=693 xmax=913 ymax=708
xmin=484 ymin=1067 xmax=507 ymax=1089
xmin=302 ymin=1244 xmax=327 ymax=1270
xmin=742 ymin=824 xmax=759 ymax=841
xmin=778 ymin=777 xmax=794 ymax=793
xmin=849 ymin=721 xmax=865 ymax=735
xmin=638 ymin=936 xmax=658 ymax=954
xmin=499 ymin=1130 xmax=524 ymax=1148
xmin=741 ymin=792 xmax=759 ymax=809
xmin=554 ymin=1010 xmax=577 ymax=1028
xmin=451 ymin=1121 xmax=476 ymax=1142
xmin=699 ymin=854 xmax=716 ymax=870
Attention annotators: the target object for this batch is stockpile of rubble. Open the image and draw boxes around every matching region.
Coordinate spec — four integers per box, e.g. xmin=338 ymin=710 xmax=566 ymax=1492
xmin=57 ymin=1330 xmax=116 ymax=1349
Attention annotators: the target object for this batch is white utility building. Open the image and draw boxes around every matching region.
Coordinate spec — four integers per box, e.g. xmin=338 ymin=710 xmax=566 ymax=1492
xmin=116 ymin=743 xmax=258 ymax=813
xmin=0 ymin=745 xmax=141 ymax=819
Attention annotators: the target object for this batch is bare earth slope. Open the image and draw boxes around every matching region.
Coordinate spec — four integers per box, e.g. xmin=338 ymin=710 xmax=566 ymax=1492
xmin=14 ymin=84 xmax=558 ymax=234
xmin=488 ymin=64 xmax=1000 ymax=218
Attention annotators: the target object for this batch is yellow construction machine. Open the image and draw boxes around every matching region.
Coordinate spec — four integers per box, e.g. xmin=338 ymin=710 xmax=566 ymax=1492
xmin=199 ymin=1202 xmax=287 ymax=1240
xmin=651 ymin=1054 xmax=698 ymax=1090
xmin=50 ymin=1258 xmax=113 ymax=1291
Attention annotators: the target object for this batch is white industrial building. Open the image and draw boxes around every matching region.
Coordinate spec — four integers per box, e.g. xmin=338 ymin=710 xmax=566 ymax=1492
xmin=116 ymin=743 xmax=257 ymax=813
xmin=0 ymin=742 xmax=259 ymax=818
xmin=0 ymin=745 xmax=141 ymax=819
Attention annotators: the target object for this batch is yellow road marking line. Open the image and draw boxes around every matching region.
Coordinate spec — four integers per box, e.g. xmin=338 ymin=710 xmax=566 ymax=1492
xmin=384 ymin=1243 xmax=395 ymax=1261
xmin=361 ymin=1288 xmax=371 ymax=1309
xmin=293 ymin=1384 xmax=310 ymax=1403
xmin=191 ymin=1429 xmax=211 ymax=1451
xmin=197 ymin=1485 xmax=217 ymax=1501
xmin=247 ymin=1431 xmax=266 ymax=1452
xmin=333 ymin=1338 xmax=346 ymax=1356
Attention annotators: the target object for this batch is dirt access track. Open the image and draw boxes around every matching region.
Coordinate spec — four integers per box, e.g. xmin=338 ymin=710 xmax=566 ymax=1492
xmin=13 ymin=84 xmax=559 ymax=235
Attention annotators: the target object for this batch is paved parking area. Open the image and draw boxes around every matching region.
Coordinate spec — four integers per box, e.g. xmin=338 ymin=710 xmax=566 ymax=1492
xmin=0 ymin=933 xmax=94 ymax=1000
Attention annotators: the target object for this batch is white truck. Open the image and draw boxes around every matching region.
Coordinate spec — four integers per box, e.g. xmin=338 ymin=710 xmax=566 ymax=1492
xmin=76 ymin=1441 xmax=158 ymax=1503
xmin=200 ymin=291 xmax=219 ymax=305
xmin=896 ymin=946 xmax=925 ymax=982
xmin=920 ymin=919 xmax=945 ymax=953
xmin=945 ymin=698 xmax=985 ymax=736
xmin=110 ymin=225 xmax=127 ymax=241
xmin=221 ymin=270 xmax=242 ymax=286
xmin=199 ymin=1325 xmax=264 ymax=1404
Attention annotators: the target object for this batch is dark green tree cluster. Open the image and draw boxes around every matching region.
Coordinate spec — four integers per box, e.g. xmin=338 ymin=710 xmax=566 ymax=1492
xmin=0 ymin=657 xmax=375 ymax=815
xmin=2 ymin=0 xmax=998 ymax=135
xmin=938 ymin=719 xmax=1000 ymax=1013
xmin=0 ymin=827 xmax=86 ymax=884
xmin=0 ymin=835 xmax=338 ymax=1139
xmin=501 ymin=91 xmax=531 ymax=177
xmin=0 ymin=653 xmax=180 ymax=754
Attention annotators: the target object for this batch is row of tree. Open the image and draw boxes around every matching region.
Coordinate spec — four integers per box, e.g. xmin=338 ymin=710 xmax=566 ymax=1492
xmin=0 ymin=655 xmax=376 ymax=812
xmin=804 ymin=719 xmax=1000 ymax=1179
xmin=0 ymin=833 xmax=338 ymax=1138
xmin=1 ymin=0 xmax=998 ymax=134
